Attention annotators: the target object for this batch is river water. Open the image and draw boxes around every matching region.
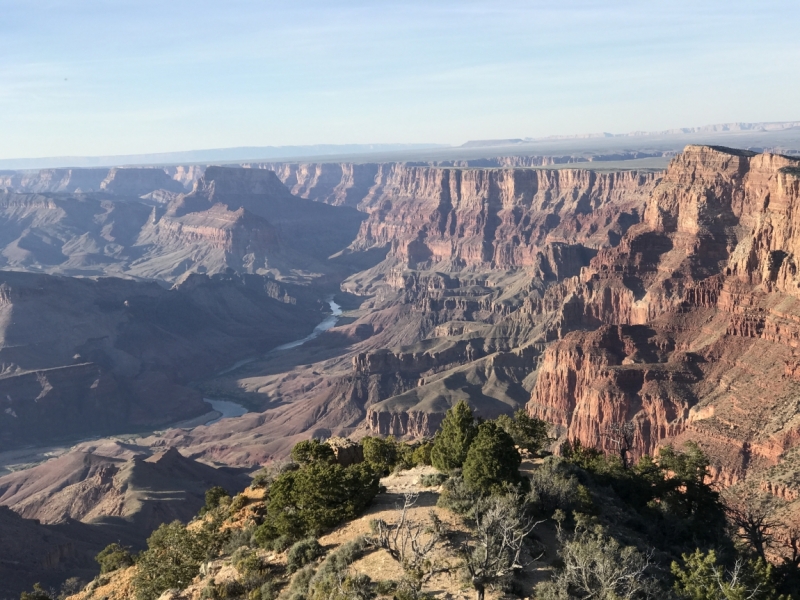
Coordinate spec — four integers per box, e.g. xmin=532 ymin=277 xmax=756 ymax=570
xmin=270 ymin=297 xmax=342 ymax=352
xmin=201 ymin=296 xmax=342 ymax=425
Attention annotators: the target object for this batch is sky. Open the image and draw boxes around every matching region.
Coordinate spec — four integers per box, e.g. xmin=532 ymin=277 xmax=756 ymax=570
xmin=1 ymin=0 xmax=799 ymax=159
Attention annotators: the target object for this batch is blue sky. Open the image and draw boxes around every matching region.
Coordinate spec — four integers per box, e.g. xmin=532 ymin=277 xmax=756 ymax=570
xmin=1 ymin=0 xmax=799 ymax=158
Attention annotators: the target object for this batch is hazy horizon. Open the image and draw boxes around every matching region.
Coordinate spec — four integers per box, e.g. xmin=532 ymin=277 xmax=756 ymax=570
xmin=2 ymin=1 xmax=799 ymax=159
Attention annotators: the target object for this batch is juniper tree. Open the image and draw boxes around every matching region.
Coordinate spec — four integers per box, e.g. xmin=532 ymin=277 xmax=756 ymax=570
xmin=430 ymin=400 xmax=476 ymax=472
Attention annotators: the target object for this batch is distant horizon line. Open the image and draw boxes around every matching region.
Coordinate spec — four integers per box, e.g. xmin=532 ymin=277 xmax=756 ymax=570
xmin=2 ymin=120 xmax=799 ymax=171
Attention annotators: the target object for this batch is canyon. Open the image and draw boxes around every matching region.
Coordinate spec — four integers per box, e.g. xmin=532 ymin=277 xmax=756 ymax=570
xmin=1 ymin=146 xmax=800 ymax=593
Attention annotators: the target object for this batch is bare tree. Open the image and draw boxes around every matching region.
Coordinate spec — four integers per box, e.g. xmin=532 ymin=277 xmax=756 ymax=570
xmin=776 ymin=525 xmax=800 ymax=571
xmin=462 ymin=492 xmax=543 ymax=600
xmin=724 ymin=492 xmax=778 ymax=561
xmin=369 ymin=493 xmax=450 ymax=597
xmin=602 ymin=422 xmax=636 ymax=469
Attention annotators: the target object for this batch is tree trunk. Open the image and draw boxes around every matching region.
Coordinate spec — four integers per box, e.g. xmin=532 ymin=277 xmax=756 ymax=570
xmin=474 ymin=583 xmax=485 ymax=600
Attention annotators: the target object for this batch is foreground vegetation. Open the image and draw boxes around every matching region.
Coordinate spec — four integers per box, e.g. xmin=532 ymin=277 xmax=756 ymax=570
xmin=25 ymin=402 xmax=799 ymax=600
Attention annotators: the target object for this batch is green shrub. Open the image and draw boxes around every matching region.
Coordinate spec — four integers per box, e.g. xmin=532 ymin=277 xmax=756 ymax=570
xmin=375 ymin=580 xmax=398 ymax=596
xmin=560 ymin=438 xmax=604 ymax=471
xmin=259 ymin=581 xmax=279 ymax=600
xmin=526 ymin=457 xmax=592 ymax=518
xmin=255 ymin=462 xmax=379 ymax=544
xmin=287 ymin=538 xmax=325 ymax=573
xmin=19 ymin=584 xmax=53 ymax=600
xmin=672 ymin=549 xmax=785 ymax=600
xmin=495 ymin=410 xmax=551 ymax=455
xmin=394 ymin=442 xmax=417 ymax=471
xmin=133 ymin=521 xmax=207 ymax=600
xmin=95 ymin=542 xmax=134 ymax=574
xmin=255 ymin=534 xmax=294 ymax=553
xmin=419 ymin=473 xmax=448 ymax=487
xmin=436 ymin=475 xmax=480 ymax=515
xmin=430 ymin=401 xmax=476 ymax=472
xmin=292 ymin=439 xmax=336 ymax=465
xmin=462 ymin=421 xmax=521 ymax=494
xmin=222 ymin=525 xmax=256 ymax=554
xmin=58 ymin=577 xmax=86 ymax=600
xmin=411 ymin=441 xmax=433 ymax=466
xmin=201 ymin=485 xmax=231 ymax=515
xmin=285 ymin=563 xmax=317 ymax=599
xmin=307 ymin=538 xmax=371 ymax=600
xmin=536 ymin=514 xmax=662 ymax=600
xmin=362 ymin=436 xmax=399 ymax=474
xmin=229 ymin=493 xmax=249 ymax=513
xmin=233 ymin=547 xmax=272 ymax=589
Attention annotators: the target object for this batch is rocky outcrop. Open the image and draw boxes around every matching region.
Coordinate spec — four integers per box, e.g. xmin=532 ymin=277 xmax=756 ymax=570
xmin=325 ymin=437 xmax=364 ymax=466
xmin=526 ymin=146 xmax=800 ymax=477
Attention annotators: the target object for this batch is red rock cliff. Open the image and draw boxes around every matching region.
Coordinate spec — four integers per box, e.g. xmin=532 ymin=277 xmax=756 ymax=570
xmin=527 ymin=146 xmax=800 ymax=479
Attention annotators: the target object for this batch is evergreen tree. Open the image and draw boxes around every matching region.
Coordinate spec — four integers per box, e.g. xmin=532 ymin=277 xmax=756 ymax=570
xmin=430 ymin=400 xmax=476 ymax=472
xmin=291 ymin=439 xmax=336 ymax=465
xmin=95 ymin=542 xmax=134 ymax=574
xmin=362 ymin=436 xmax=398 ymax=474
xmin=255 ymin=462 xmax=380 ymax=543
xmin=134 ymin=521 xmax=206 ymax=600
xmin=495 ymin=410 xmax=551 ymax=455
xmin=463 ymin=421 xmax=521 ymax=494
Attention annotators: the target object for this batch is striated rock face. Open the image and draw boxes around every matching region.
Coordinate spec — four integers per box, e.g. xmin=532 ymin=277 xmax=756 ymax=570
xmin=99 ymin=167 xmax=185 ymax=196
xmin=349 ymin=166 xmax=657 ymax=269
xmin=129 ymin=166 xmax=366 ymax=281
xmin=366 ymin=410 xmax=444 ymax=438
xmin=262 ymin=162 xmax=382 ymax=207
xmin=527 ymin=325 xmax=696 ymax=456
xmin=0 ymin=168 xmax=110 ymax=193
xmin=0 ymin=167 xmax=187 ymax=196
xmin=526 ymin=146 xmax=800 ymax=480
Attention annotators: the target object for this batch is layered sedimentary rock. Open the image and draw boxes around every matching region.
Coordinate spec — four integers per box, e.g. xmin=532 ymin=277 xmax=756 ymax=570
xmin=350 ymin=166 xmax=656 ymax=269
xmin=130 ymin=166 xmax=366 ymax=281
xmin=0 ymin=167 xmax=188 ymax=196
xmin=261 ymin=162 xmax=382 ymax=207
xmin=99 ymin=167 xmax=185 ymax=196
xmin=0 ymin=444 xmax=247 ymax=528
xmin=526 ymin=146 xmax=800 ymax=483
xmin=0 ymin=168 xmax=109 ymax=193
xmin=0 ymin=166 xmax=366 ymax=283
xmin=0 ymin=442 xmax=248 ymax=596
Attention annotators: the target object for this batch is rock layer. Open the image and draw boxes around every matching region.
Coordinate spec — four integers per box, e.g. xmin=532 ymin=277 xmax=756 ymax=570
xmin=526 ymin=146 xmax=800 ymax=481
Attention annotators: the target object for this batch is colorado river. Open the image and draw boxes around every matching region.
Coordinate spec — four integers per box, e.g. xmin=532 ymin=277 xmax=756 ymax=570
xmin=203 ymin=399 xmax=249 ymax=425
xmin=202 ymin=296 xmax=343 ymax=424
xmin=271 ymin=296 xmax=342 ymax=352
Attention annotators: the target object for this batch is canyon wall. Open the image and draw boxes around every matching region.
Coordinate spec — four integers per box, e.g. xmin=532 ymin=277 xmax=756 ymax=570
xmin=526 ymin=146 xmax=800 ymax=482
xmin=348 ymin=166 xmax=657 ymax=270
